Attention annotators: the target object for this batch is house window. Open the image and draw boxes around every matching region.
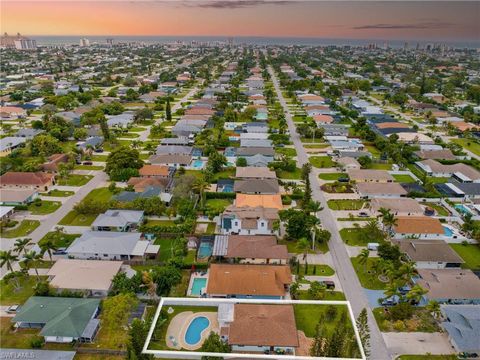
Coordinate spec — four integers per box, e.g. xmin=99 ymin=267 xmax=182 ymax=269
xmin=103 ymin=254 xmax=108 ymax=257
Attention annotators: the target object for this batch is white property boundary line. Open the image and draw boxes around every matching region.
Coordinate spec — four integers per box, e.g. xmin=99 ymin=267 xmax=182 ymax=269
xmin=142 ymin=297 xmax=366 ymax=360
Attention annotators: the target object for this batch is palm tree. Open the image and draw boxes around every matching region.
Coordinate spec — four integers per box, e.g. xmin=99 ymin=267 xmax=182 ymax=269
xmin=382 ymin=213 xmax=398 ymax=237
xmin=192 ymin=175 xmax=210 ymax=210
xmin=22 ymin=251 xmax=42 ymax=279
xmin=0 ymin=250 xmax=18 ymax=273
xmin=357 ymin=249 xmax=370 ymax=271
xmin=406 ymin=284 xmax=428 ymax=305
xmin=13 ymin=238 xmax=33 ymax=256
xmin=426 ymin=300 xmax=441 ymax=319
xmin=306 ymin=200 xmax=323 ymax=215
xmin=397 ymin=261 xmax=416 ymax=282
xmin=384 ymin=280 xmax=402 ymax=303
xmin=296 ymin=238 xmax=311 ymax=261
xmin=40 ymin=239 xmax=58 ymax=262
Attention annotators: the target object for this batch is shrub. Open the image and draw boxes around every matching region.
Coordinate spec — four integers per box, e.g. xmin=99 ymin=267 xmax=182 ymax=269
xmin=388 ymin=302 xmax=414 ymax=321
xmin=30 ymin=336 xmax=45 ymax=349
xmin=392 ymin=320 xmax=406 ymax=331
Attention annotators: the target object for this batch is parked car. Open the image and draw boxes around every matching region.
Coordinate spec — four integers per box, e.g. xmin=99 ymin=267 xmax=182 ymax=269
xmin=53 ymin=247 xmax=67 ymax=255
xmin=320 ymin=280 xmax=335 ymax=290
xmin=338 ymin=177 xmax=349 ymax=182
xmin=6 ymin=305 xmax=19 ymax=313
xmin=82 ymin=161 xmax=93 ymax=165
xmin=358 ymin=212 xmax=369 ymax=217
xmin=94 ymin=148 xmax=104 ymax=153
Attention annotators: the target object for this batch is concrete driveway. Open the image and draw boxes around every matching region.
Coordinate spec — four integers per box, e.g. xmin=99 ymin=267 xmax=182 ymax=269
xmin=383 ymin=332 xmax=455 ymax=357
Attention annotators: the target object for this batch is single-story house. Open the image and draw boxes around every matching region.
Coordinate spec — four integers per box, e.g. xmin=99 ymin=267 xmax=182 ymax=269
xmin=234 ymin=178 xmax=279 ymax=194
xmin=236 ymin=147 xmax=275 ymax=158
xmin=0 ymin=136 xmax=26 ymax=156
xmin=370 ymin=198 xmax=424 ymax=216
xmin=441 ymin=305 xmax=480 ymax=355
xmin=148 ymin=154 xmax=192 ymax=168
xmin=416 ymin=159 xmax=480 ymax=183
xmin=138 ymin=165 xmax=174 ymax=178
xmin=42 ymin=153 xmax=69 ymax=172
xmin=397 ymin=240 xmax=464 ymax=269
xmin=225 ymin=304 xmax=299 ymax=353
xmin=91 ymin=210 xmax=144 ymax=232
xmin=356 ymin=182 xmax=407 ymax=198
xmin=206 ymin=264 xmax=292 ymax=299
xmin=155 ymin=145 xmax=193 ymax=156
xmin=0 ymin=188 xmax=38 ymax=206
xmin=414 ymin=269 xmax=480 ymax=304
xmin=106 ymin=112 xmax=134 ymax=127
xmin=47 ymin=259 xmax=123 ymax=297
xmin=240 ymin=139 xmax=273 ymax=148
xmin=336 ymin=156 xmax=360 ymax=170
xmin=126 ymin=177 xmax=171 ymax=193
xmin=12 ymin=296 xmax=100 ymax=343
xmin=415 ymin=149 xmax=456 ymax=161
xmin=14 ymin=128 xmax=44 ymax=139
xmin=0 ymin=171 xmax=55 ymax=191
xmin=347 ymin=169 xmax=394 ymax=183
xmin=213 ymin=235 xmax=288 ymax=264
xmin=393 ymin=216 xmax=445 ymax=239
xmin=66 ymin=231 xmax=158 ymax=260
xmin=235 ymin=166 xmax=276 ymax=179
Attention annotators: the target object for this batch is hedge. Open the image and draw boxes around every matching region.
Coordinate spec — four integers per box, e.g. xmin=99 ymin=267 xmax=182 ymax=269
xmin=205 ymin=192 xmax=236 ymax=199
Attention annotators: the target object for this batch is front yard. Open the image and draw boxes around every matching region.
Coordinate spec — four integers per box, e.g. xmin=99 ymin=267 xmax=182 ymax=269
xmin=449 ymin=243 xmax=480 ymax=270
xmin=327 ymin=199 xmax=366 ymax=210
xmin=58 ymin=211 xmax=97 ymax=226
xmin=373 ymin=307 xmax=440 ymax=333
xmin=27 ymin=200 xmax=61 ymax=215
xmin=351 ymin=257 xmax=387 ymax=290
xmin=0 ymin=220 xmax=40 ymax=238
xmin=57 ymin=174 xmax=93 ymax=186
xmin=309 ymin=156 xmax=336 ymax=168
xmin=0 ymin=275 xmax=41 ymax=305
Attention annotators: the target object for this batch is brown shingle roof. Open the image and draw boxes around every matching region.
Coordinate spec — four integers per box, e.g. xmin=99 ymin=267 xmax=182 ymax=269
xmin=356 ymin=182 xmax=407 ymax=196
xmin=347 ymin=169 xmax=394 ymax=182
xmin=235 ymin=167 xmax=276 ymax=179
xmin=228 ymin=304 xmax=299 ymax=347
xmin=375 ymin=122 xmax=410 ymax=129
xmin=139 ymin=165 xmax=170 ymax=177
xmin=226 ymin=235 xmax=288 ymax=260
xmin=394 ymin=216 xmax=444 ymax=234
xmin=206 ymin=264 xmax=291 ymax=297
xmin=416 ymin=269 xmax=480 ymax=300
xmin=0 ymin=172 xmax=54 ymax=186
xmin=397 ymin=240 xmax=464 ymax=263
xmin=235 ymin=194 xmax=283 ymax=210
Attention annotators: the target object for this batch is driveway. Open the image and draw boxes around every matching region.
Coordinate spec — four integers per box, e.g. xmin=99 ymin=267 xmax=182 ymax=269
xmin=269 ymin=65 xmax=390 ymax=359
xmin=383 ymin=332 xmax=455 ymax=357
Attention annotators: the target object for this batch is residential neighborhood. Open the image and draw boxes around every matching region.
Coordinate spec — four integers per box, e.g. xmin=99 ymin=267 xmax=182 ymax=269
xmin=1 ymin=22 xmax=480 ymax=360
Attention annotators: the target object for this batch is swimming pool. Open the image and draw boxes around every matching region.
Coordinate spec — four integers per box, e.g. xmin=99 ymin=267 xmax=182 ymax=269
xmin=443 ymin=226 xmax=453 ymax=237
xmin=190 ymin=278 xmax=207 ymax=296
xmin=192 ymin=160 xmax=205 ymax=169
xmin=455 ymin=204 xmax=473 ymax=215
xmin=198 ymin=242 xmax=213 ymax=258
xmin=185 ymin=316 xmax=209 ymax=345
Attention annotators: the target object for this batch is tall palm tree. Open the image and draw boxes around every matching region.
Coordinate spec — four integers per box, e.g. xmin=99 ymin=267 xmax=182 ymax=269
xmin=406 ymin=284 xmax=428 ymax=304
xmin=384 ymin=280 xmax=402 ymax=303
xmin=426 ymin=300 xmax=441 ymax=319
xmin=40 ymin=240 xmax=58 ymax=262
xmin=0 ymin=250 xmax=18 ymax=273
xmin=296 ymin=238 xmax=311 ymax=261
xmin=192 ymin=175 xmax=210 ymax=209
xmin=398 ymin=261 xmax=416 ymax=282
xmin=357 ymin=249 xmax=370 ymax=271
xmin=22 ymin=251 xmax=42 ymax=279
xmin=382 ymin=213 xmax=398 ymax=237
xmin=306 ymin=200 xmax=323 ymax=215
xmin=13 ymin=238 xmax=33 ymax=256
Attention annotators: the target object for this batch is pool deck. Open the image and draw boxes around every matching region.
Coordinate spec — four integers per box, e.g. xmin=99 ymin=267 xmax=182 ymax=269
xmin=165 ymin=311 xmax=219 ymax=350
xmin=187 ymin=271 xmax=209 ymax=297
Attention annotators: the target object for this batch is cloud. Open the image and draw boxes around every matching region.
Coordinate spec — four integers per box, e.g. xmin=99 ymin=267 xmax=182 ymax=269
xmin=181 ymin=0 xmax=293 ymax=9
xmin=353 ymin=21 xmax=454 ymax=30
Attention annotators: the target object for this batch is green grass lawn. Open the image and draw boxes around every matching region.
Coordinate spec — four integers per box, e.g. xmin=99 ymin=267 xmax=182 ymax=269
xmin=117 ymin=132 xmax=140 ymax=138
xmin=392 ymin=174 xmax=416 ymax=183
xmin=340 ymin=228 xmax=384 ymax=246
xmin=275 ymin=147 xmax=297 ymax=157
xmin=327 ymin=199 xmax=366 ymax=210
xmin=365 ymin=144 xmax=382 ymax=158
xmin=420 ymin=202 xmax=450 ymax=216
xmin=57 ymin=174 xmax=93 ymax=186
xmin=27 ymin=200 xmax=61 ymax=215
xmin=168 ymin=270 xmax=190 ymax=297
xmin=309 ymin=156 xmax=336 ymax=168
xmin=0 ymin=317 xmax=39 ymax=348
xmin=40 ymin=189 xmax=74 ymax=197
xmin=205 ymin=199 xmax=232 ymax=216
xmin=276 ymin=167 xmax=302 ymax=179
xmin=39 ymin=232 xmax=81 ymax=248
xmin=449 ymin=243 xmax=480 ymax=270
xmin=300 ymin=137 xmax=327 ymax=143
xmin=58 ymin=211 xmax=97 ymax=226
xmin=298 ymin=290 xmax=346 ymax=301
xmin=451 ymin=138 xmax=480 ymax=156
xmin=351 ymin=257 xmax=387 ymax=290
xmin=427 ymin=176 xmax=450 ymax=184
xmin=0 ymin=220 xmax=40 ymax=238
xmin=84 ymin=187 xmax=114 ymax=202
xmin=128 ymin=126 xmax=147 ymax=132
xmin=293 ymin=264 xmax=335 ymax=276
xmin=318 ymin=172 xmax=347 ymax=181
xmin=304 ymin=144 xmax=329 ymax=149
xmin=154 ymin=237 xmax=180 ymax=262
xmin=0 ymin=275 xmax=42 ymax=305
xmin=211 ymin=168 xmax=235 ymax=182
xmin=369 ymin=163 xmax=392 ymax=170
xmin=374 ymin=307 xmax=440 ymax=332
xmin=90 ymin=155 xmax=108 ymax=162
xmin=73 ymin=165 xmax=104 ymax=170
xmin=143 ymin=219 xmax=176 ymax=227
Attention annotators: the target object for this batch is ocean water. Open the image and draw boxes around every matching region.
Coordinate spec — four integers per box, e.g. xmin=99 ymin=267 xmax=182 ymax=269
xmin=30 ymin=35 xmax=480 ymax=49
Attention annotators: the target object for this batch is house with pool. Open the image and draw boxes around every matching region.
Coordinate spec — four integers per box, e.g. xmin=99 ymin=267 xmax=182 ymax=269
xmin=392 ymin=216 xmax=449 ymax=240
xmin=220 ymin=205 xmax=280 ymax=236
xmin=144 ymin=298 xmax=366 ymax=359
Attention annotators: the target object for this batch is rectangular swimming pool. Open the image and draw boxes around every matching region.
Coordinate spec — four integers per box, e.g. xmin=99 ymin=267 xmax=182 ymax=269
xmin=190 ymin=278 xmax=207 ymax=296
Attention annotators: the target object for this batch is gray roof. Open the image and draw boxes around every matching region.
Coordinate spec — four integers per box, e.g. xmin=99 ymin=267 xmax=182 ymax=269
xmin=236 ymin=147 xmax=275 ymax=157
xmin=161 ymin=136 xmax=190 ymax=145
xmin=92 ymin=210 xmax=144 ymax=228
xmin=106 ymin=112 xmax=134 ymax=126
xmin=441 ymin=305 xmax=480 ymax=352
xmin=0 ymin=136 xmax=26 ymax=152
xmin=78 ymin=136 xmax=103 ymax=150
xmin=240 ymin=139 xmax=273 ymax=148
xmin=66 ymin=231 xmax=142 ymax=256
xmin=155 ymin=145 xmax=193 ymax=156
xmin=0 ymin=349 xmax=75 ymax=360
xmin=234 ymin=179 xmax=279 ymax=194
xmin=14 ymin=128 xmax=44 ymax=138
xmin=246 ymin=154 xmax=273 ymax=166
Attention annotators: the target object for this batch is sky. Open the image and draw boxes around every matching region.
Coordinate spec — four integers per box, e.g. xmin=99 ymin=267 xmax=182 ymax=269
xmin=1 ymin=1 xmax=479 ymax=42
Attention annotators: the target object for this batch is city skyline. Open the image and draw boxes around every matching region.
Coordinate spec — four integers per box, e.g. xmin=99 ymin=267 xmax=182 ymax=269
xmin=2 ymin=1 xmax=479 ymax=42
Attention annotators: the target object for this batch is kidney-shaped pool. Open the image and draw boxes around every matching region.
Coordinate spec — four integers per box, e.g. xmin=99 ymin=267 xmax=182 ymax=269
xmin=184 ymin=316 xmax=210 ymax=345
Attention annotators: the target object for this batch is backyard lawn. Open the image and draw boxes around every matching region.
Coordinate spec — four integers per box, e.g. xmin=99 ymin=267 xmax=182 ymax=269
xmin=27 ymin=200 xmax=61 ymax=215
xmin=449 ymin=243 xmax=480 ymax=270
xmin=293 ymin=264 xmax=335 ymax=276
xmin=328 ymin=199 xmax=366 ymax=210
xmin=340 ymin=228 xmax=384 ymax=246
xmin=309 ymin=156 xmax=336 ymax=168
xmin=373 ymin=307 xmax=440 ymax=332
xmin=318 ymin=172 xmax=347 ymax=181
xmin=205 ymin=199 xmax=232 ymax=216
xmin=0 ymin=275 xmax=41 ymax=305
xmin=40 ymin=189 xmax=74 ymax=197
xmin=58 ymin=211 xmax=97 ymax=226
xmin=451 ymin=138 xmax=480 ymax=156
xmin=0 ymin=220 xmax=40 ymax=238
xmin=39 ymin=232 xmax=81 ymax=248
xmin=392 ymin=174 xmax=416 ymax=183
xmin=57 ymin=174 xmax=93 ymax=186
xmin=420 ymin=202 xmax=450 ymax=216
xmin=275 ymin=147 xmax=297 ymax=157
xmin=276 ymin=167 xmax=302 ymax=180
xmin=351 ymin=257 xmax=387 ymax=290
xmin=154 ymin=237 xmax=181 ymax=262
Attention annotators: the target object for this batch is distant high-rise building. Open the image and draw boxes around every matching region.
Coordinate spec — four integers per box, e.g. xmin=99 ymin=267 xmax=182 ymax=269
xmin=228 ymin=37 xmax=234 ymax=46
xmin=1 ymin=32 xmax=36 ymax=49
xmin=79 ymin=38 xmax=90 ymax=47
xmin=106 ymin=38 xmax=114 ymax=46
xmin=403 ymin=42 xmax=409 ymax=50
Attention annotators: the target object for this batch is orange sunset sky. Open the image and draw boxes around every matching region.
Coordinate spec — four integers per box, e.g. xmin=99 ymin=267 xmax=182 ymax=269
xmin=1 ymin=1 xmax=479 ymax=41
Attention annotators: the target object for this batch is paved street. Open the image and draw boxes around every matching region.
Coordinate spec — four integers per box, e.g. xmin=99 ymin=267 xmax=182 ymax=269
xmin=269 ymin=65 xmax=391 ymax=359
xmin=383 ymin=332 xmax=454 ymax=357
